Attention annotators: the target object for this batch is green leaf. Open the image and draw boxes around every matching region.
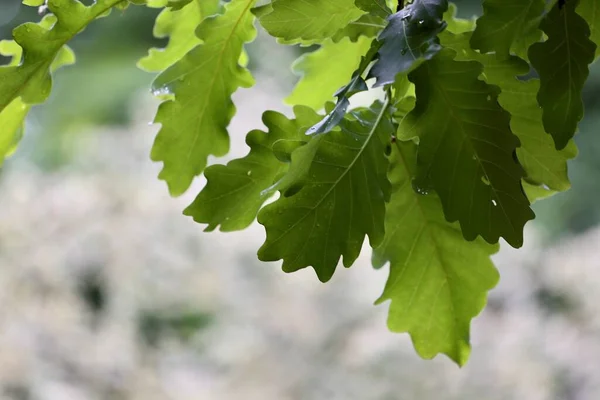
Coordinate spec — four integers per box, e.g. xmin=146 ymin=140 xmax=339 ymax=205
xmin=151 ymin=0 xmax=257 ymax=196
xmin=258 ymin=0 xmax=364 ymax=44
xmin=470 ymin=0 xmax=546 ymax=60
xmin=443 ymin=3 xmax=475 ymax=34
xmin=355 ymin=0 xmax=391 ymax=18
xmin=286 ymin=37 xmax=373 ymax=110
xmin=184 ymin=107 xmax=320 ymax=231
xmin=578 ymin=0 xmax=600 ymax=58
xmin=331 ymin=14 xmax=387 ymax=42
xmin=306 ymin=40 xmax=381 ymax=135
xmin=529 ymin=0 xmax=596 ymax=150
xmin=399 ymin=49 xmax=534 ymax=248
xmin=441 ymin=31 xmax=577 ymax=200
xmin=0 ymin=37 xmax=74 ymax=165
xmin=369 ymin=0 xmax=448 ymax=87
xmin=0 ymin=0 xmax=122 ymax=115
xmin=138 ymin=0 xmax=221 ymax=72
xmin=258 ymin=103 xmax=393 ymax=282
xmin=373 ymin=140 xmax=499 ymax=366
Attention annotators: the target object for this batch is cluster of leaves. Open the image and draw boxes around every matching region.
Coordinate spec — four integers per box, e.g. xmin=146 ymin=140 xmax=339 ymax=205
xmin=1 ymin=0 xmax=598 ymax=365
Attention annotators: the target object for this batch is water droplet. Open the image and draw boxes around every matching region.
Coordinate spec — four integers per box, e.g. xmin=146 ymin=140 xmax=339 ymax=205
xmin=401 ymin=13 xmax=411 ymax=21
xmin=247 ymin=170 xmax=252 ymax=176
xmin=472 ymin=155 xmax=478 ymax=161
xmin=152 ymin=87 xmax=172 ymax=97
xmin=486 ymin=95 xmax=492 ymax=101
xmin=401 ymin=48 xmax=408 ymax=55
xmin=411 ymin=179 xmax=429 ymax=196
xmin=491 ymin=199 xmax=497 ymax=206
xmin=481 ymin=175 xmax=490 ymax=186
xmin=418 ymin=20 xmax=425 ymax=25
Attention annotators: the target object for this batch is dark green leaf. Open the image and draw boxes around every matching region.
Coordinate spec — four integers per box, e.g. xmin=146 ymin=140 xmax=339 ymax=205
xmin=369 ymin=0 xmax=448 ymax=87
xmin=529 ymin=0 xmax=596 ymax=150
xmin=151 ymin=0 xmax=257 ymax=196
xmin=258 ymin=103 xmax=393 ymax=282
xmin=184 ymin=107 xmax=320 ymax=232
xmin=471 ymin=0 xmax=546 ymax=60
xmin=399 ymin=49 xmax=534 ymax=248
xmin=441 ymin=31 xmax=577 ymax=200
xmin=373 ymin=141 xmax=499 ymax=366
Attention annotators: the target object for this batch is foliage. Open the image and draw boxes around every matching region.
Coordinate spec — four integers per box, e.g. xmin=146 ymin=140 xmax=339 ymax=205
xmin=0 ymin=0 xmax=598 ymax=365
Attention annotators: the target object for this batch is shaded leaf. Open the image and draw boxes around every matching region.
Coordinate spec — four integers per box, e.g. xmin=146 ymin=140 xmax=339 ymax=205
xmin=441 ymin=31 xmax=577 ymax=200
xmin=184 ymin=107 xmax=320 ymax=231
xmin=286 ymin=36 xmax=373 ymax=109
xmin=529 ymin=0 xmax=596 ymax=149
xmin=138 ymin=0 xmax=220 ymax=72
xmin=151 ymin=0 xmax=257 ymax=196
xmin=258 ymin=0 xmax=364 ymax=44
xmin=258 ymin=103 xmax=393 ymax=282
xmin=373 ymin=140 xmax=499 ymax=366
xmin=369 ymin=0 xmax=448 ymax=87
xmin=471 ymin=0 xmax=546 ymax=60
xmin=399 ymin=49 xmax=534 ymax=247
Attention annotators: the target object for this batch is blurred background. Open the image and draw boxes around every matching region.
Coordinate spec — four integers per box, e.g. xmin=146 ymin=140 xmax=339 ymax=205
xmin=1 ymin=1 xmax=600 ymax=399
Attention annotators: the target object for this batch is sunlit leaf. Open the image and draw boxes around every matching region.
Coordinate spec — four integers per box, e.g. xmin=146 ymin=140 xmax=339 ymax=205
xmin=184 ymin=106 xmax=320 ymax=231
xmin=286 ymin=36 xmax=373 ymax=110
xmin=258 ymin=0 xmax=364 ymax=44
xmin=373 ymin=140 xmax=499 ymax=366
xmin=578 ymin=0 xmax=600 ymax=58
xmin=138 ymin=0 xmax=220 ymax=72
xmin=151 ymin=0 xmax=257 ymax=196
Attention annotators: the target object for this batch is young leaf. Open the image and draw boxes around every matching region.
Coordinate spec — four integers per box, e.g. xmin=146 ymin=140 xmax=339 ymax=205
xmin=286 ymin=36 xmax=373 ymax=110
xmin=151 ymin=0 xmax=257 ymax=196
xmin=306 ymin=40 xmax=381 ymax=135
xmin=0 ymin=0 xmax=121 ymax=115
xmin=578 ymin=0 xmax=600 ymax=58
xmin=373 ymin=141 xmax=499 ymax=366
xmin=529 ymin=0 xmax=596 ymax=150
xmin=399 ymin=49 xmax=534 ymax=248
xmin=184 ymin=107 xmax=320 ymax=232
xmin=441 ymin=31 xmax=577 ymax=199
xmin=0 ymin=37 xmax=74 ymax=164
xmin=470 ymin=0 xmax=546 ymax=60
xmin=258 ymin=103 xmax=393 ymax=282
xmin=138 ymin=0 xmax=220 ymax=72
xmin=369 ymin=0 xmax=448 ymax=87
xmin=258 ymin=0 xmax=364 ymax=44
